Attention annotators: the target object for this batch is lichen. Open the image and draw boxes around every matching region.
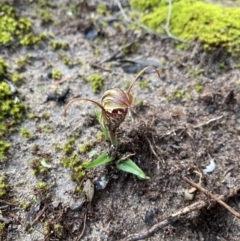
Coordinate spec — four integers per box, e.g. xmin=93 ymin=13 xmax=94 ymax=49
xmin=131 ymin=0 xmax=240 ymax=54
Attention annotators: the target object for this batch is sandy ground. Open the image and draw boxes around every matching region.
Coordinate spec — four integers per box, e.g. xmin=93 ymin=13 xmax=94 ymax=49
xmin=1 ymin=1 xmax=240 ymax=241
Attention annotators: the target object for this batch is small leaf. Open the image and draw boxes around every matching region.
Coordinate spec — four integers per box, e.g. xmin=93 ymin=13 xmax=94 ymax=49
xmin=83 ymin=179 xmax=94 ymax=202
xmin=40 ymin=159 xmax=52 ymax=168
xmin=83 ymin=153 xmax=113 ymax=169
xmin=117 ymin=159 xmax=149 ymax=179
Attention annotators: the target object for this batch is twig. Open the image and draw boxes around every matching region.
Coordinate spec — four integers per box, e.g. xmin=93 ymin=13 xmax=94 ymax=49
xmin=100 ymin=41 xmax=137 ymax=64
xmin=183 ymin=176 xmax=240 ymax=219
xmin=119 ymin=179 xmax=240 ymax=241
xmin=76 ymin=213 xmax=87 ymax=241
xmin=193 ymin=115 xmax=223 ymax=129
xmin=0 ymin=215 xmax=10 ymax=224
xmin=161 ymin=0 xmax=185 ymax=42
xmin=89 ymin=62 xmax=112 ymax=72
xmin=0 ymin=199 xmax=18 ymax=206
xmin=145 ymin=138 xmax=164 ymax=166
xmin=30 ymin=205 xmax=47 ymax=227
xmin=51 ymin=74 xmax=75 ymax=86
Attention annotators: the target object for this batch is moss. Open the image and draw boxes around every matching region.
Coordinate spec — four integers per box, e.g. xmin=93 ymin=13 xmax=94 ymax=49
xmin=94 ymin=49 xmax=101 ymax=56
xmin=132 ymin=0 xmax=240 ymax=54
xmin=96 ymin=131 xmax=103 ymax=141
xmin=83 ymin=73 xmax=105 ymax=93
xmin=0 ymin=222 xmax=5 ymax=232
xmin=80 ymin=142 xmax=94 ymax=153
xmin=12 ymin=73 xmax=24 ymax=84
xmin=16 ymin=56 xmax=29 ymax=70
xmin=122 ymin=42 xmax=140 ymax=55
xmin=131 ymin=0 xmax=160 ymax=11
xmin=61 ymin=153 xmax=85 ymax=182
xmin=44 ymin=124 xmax=54 ymax=134
xmin=195 ymin=84 xmax=203 ymax=93
xmin=51 ymin=69 xmax=62 ymax=80
xmin=0 ymin=141 xmax=11 ymax=160
xmin=184 ymin=92 xmax=191 ymax=100
xmin=36 ymin=181 xmax=49 ymax=190
xmin=0 ymin=58 xmax=8 ymax=77
xmin=58 ymin=53 xmax=73 ymax=67
xmin=39 ymin=9 xmax=53 ymax=25
xmin=76 ymin=57 xmax=83 ymax=65
xmin=97 ymin=3 xmax=107 ymax=15
xmin=138 ymin=80 xmax=149 ymax=88
xmin=0 ymin=61 xmax=26 ymax=159
xmin=0 ymin=4 xmax=33 ymax=45
xmin=61 ymin=134 xmax=78 ymax=155
xmin=54 ymin=223 xmax=64 ymax=238
xmin=50 ymin=41 xmax=69 ymax=51
xmin=20 ymin=200 xmax=30 ymax=210
xmin=27 ymin=113 xmax=35 ymax=120
xmin=188 ymin=68 xmax=204 ymax=78
xmin=31 ymin=159 xmax=46 ymax=175
xmin=173 ymin=89 xmax=183 ymax=100
xmin=20 ymin=127 xmax=33 ymax=138
xmin=20 ymin=34 xmax=41 ymax=46
xmin=44 ymin=221 xmax=50 ymax=235
xmin=0 ymin=175 xmax=8 ymax=197
xmin=41 ymin=112 xmax=51 ymax=120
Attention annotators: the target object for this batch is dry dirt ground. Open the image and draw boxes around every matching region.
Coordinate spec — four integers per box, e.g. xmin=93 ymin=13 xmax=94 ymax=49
xmin=1 ymin=1 xmax=240 ymax=241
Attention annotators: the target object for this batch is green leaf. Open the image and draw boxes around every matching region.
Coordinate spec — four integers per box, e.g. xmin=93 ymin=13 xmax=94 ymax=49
xmin=83 ymin=153 xmax=113 ymax=169
xmin=40 ymin=159 xmax=52 ymax=168
xmin=117 ymin=159 xmax=149 ymax=179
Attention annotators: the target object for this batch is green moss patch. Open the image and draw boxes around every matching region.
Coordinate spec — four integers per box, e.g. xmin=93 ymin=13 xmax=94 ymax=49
xmin=0 ymin=58 xmax=26 ymax=160
xmin=0 ymin=4 xmax=40 ymax=46
xmin=83 ymin=73 xmax=105 ymax=93
xmin=131 ymin=0 xmax=240 ymax=53
xmin=0 ymin=175 xmax=9 ymax=197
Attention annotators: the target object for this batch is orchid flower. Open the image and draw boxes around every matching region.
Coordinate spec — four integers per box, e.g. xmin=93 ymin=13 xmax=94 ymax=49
xmin=63 ymin=66 xmax=160 ymax=146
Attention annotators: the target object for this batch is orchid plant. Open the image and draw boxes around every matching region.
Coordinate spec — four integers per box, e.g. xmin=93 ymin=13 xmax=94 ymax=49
xmin=64 ymin=66 xmax=160 ymax=179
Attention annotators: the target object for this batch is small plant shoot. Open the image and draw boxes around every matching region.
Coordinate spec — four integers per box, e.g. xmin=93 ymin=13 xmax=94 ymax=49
xmin=64 ymin=66 xmax=160 ymax=179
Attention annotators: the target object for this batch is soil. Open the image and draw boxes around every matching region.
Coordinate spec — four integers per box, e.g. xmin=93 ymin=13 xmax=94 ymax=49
xmin=1 ymin=1 xmax=240 ymax=241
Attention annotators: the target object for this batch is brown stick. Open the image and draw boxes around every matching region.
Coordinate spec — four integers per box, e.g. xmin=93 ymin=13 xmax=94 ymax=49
xmin=182 ymin=176 xmax=240 ymax=219
xmin=119 ymin=179 xmax=240 ymax=241
xmin=90 ymin=62 xmax=112 ymax=72
xmin=76 ymin=213 xmax=87 ymax=241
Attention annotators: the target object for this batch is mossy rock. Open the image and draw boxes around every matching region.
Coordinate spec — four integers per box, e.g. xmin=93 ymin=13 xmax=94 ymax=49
xmin=131 ymin=0 xmax=240 ymax=54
